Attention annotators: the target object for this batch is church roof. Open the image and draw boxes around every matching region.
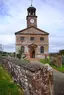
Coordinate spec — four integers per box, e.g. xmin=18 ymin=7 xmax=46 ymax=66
xmin=15 ymin=26 xmax=49 ymax=35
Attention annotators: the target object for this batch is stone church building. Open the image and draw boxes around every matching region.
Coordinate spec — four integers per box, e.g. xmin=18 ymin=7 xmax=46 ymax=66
xmin=15 ymin=5 xmax=49 ymax=59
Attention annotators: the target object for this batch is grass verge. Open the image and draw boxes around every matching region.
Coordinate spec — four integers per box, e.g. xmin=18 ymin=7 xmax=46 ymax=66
xmin=0 ymin=64 xmax=23 ymax=95
xmin=40 ymin=59 xmax=64 ymax=73
xmin=40 ymin=58 xmax=50 ymax=64
xmin=51 ymin=65 xmax=64 ymax=72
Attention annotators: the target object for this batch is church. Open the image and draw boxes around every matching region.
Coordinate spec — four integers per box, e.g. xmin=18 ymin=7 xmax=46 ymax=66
xmin=15 ymin=5 xmax=49 ymax=59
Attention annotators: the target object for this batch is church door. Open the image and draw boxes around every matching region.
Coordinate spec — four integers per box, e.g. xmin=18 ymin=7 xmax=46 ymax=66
xmin=32 ymin=49 xmax=35 ymax=58
xmin=30 ymin=48 xmax=35 ymax=58
xmin=28 ymin=44 xmax=37 ymax=58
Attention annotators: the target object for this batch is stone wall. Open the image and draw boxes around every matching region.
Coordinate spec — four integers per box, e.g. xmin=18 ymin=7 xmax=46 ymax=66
xmin=0 ymin=57 xmax=53 ymax=95
xmin=50 ymin=55 xmax=62 ymax=67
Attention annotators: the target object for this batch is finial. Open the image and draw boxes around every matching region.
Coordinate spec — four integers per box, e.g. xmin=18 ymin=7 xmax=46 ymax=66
xmin=31 ymin=0 xmax=33 ymax=6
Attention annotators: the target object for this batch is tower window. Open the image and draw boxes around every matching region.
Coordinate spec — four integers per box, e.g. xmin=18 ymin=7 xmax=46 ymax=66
xmin=30 ymin=37 xmax=34 ymax=41
xmin=40 ymin=46 xmax=44 ymax=53
xmin=21 ymin=37 xmax=24 ymax=41
xmin=40 ymin=37 xmax=44 ymax=41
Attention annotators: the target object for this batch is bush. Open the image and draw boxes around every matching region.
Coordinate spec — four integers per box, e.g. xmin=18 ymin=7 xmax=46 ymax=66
xmin=62 ymin=55 xmax=64 ymax=65
xmin=17 ymin=54 xmax=21 ymax=59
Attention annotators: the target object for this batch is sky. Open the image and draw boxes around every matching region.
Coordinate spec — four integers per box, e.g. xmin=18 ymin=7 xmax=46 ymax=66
xmin=0 ymin=0 xmax=64 ymax=53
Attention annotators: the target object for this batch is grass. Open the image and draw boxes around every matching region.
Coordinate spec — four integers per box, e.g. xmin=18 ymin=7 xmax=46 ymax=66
xmin=21 ymin=59 xmax=30 ymax=64
xmin=0 ymin=64 xmax=24 ymax=95
xmin=40 ymin=58 xmax=64 ymax=73
xmin=40 ymin=58 xmax=50 ymax=64
xmin=51 ymin=65 xmax=64 ymax=72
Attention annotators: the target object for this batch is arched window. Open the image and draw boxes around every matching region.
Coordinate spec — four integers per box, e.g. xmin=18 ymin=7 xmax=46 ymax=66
xmin=40 ymin=46 xmax=44 ymax=53
xmin=21 ymin=46 xmax=24 ymax=53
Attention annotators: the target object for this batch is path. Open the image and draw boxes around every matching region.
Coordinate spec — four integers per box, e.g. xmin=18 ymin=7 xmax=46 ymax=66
xmin=30 ymin=59 xmax=42 ymax=64
xmin=30 ymin=59 xmax=64 ymax=95
xmin=53 ymin=69 xmax=64 ymax=95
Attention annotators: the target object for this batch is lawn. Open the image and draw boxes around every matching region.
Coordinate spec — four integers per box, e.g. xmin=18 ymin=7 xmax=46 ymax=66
xmin=21 ymin=59 xmax=30 ymax=64
xmin=51 ymin=65 xmax=64 ymax=72
xmin=40 ymin=58 xmax=50 ymax=64
xmin=0 ymin=64 xmax=24 ymax=95
xmin=40 ymin=59 xmax=64 ymax=73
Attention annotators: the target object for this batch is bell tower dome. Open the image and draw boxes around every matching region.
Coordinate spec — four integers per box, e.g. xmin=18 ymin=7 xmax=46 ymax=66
xmin=26 ymin=5 xmax=37 ymax=28
xmin=27 ymin=5 xmax=36 ymax=16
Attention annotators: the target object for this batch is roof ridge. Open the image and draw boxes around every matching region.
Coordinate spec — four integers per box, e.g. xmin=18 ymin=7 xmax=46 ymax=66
xmin=15 ymin=26 xmax=49 ymax=35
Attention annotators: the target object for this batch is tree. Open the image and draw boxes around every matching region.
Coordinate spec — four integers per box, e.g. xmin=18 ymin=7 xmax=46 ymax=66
xmin=0 ymin=44 xmax=3 ymax=51
xmin=17 ymin=46 xmax=24 ymax=59
xmin=0 ymin=44 xmax=3 ymax=56
xmin=59 ymin=50 xmax=64 ymax=55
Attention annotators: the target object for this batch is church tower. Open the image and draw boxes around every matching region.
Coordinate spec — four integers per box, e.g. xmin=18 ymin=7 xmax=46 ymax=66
xmin=15 ymin=2 xmax=49 ymax=59
xmin=26 ymin=5 xmax=37 ymax=28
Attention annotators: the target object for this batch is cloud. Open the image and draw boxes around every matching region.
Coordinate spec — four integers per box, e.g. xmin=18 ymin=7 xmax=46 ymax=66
xmin=3 ymin=44 xmax=15 ymax=52
xmin=0 ymin=0 xmax=64 ymax=52
xmin=0 ymin=34 xmax=15 ymax=44
xmin=0 ymin=34 xmax=15 ymax=52
xmin=0 ymin=0 xmax=11 ymax=17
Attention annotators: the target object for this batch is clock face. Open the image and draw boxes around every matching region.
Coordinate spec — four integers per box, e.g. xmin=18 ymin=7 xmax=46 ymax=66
xmin=30 ymin=19 xmax=34 ymax=23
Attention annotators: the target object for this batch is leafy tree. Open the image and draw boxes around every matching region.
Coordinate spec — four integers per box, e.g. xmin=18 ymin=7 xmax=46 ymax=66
xmin=59 ymin=50 xmax=64 ymax=55
xmin=17 ymin=47 xmax=24 ymax=59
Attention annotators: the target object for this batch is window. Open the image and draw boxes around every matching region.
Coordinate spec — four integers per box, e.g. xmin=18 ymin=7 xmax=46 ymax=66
xmin=40 ymin=37 xmax=44 ymax=41
xmin=21 ymin=37 xmax=24 ymax=41
xmin=30 ymin=37 xmax=34 ymax=41
xmin=40 ymin=46 xmax=44 ymax=53
xmin=21 ymin=46 xmax=24 ymax=53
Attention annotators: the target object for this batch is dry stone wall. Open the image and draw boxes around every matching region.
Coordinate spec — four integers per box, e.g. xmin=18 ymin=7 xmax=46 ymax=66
xmin=0 ymin=57 xmax=53 ymax=95
xmin=50 ymin=55 xmax=62 ymax=67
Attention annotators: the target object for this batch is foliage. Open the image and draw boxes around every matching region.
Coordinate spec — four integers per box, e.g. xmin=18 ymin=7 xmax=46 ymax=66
xmin=0 ymin=51 xmax=12 ymax=57
xmin=40 ymin=58 xmax=64 ymax=73
xmin=0 ymin=51 xmax=2 ymax=56
xmin=17 ymin=47 xmax=24 ymax=59
xmin=51 ymin=65 xmax=64 ymax=72
xmin=13 ymin=52 xmax=16 ymax=57
xmin=59 ymin=50 xmax=64 ymax=55
xmin=17 ymin=54 xmax=21 ymax=59
xmin=62 ymin=55 xmax=64 ymax=64
xmin=0 ymin=65 xmax=23 ymax=95
xmin=19 ymin=46 xmax=24 ymax=56
xmin=2 ymin=52 xmax=7 ymax=56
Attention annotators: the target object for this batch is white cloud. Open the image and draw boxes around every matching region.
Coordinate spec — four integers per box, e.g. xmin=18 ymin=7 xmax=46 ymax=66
xmin=0 ymin=0 xmax=64 ymax=52
xmin=0 ymin=34 xmax=15 ymax=44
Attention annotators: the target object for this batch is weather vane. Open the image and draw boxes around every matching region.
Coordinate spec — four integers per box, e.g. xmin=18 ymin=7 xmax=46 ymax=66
xmin=31 ymin=0 xmax=33 ymax=6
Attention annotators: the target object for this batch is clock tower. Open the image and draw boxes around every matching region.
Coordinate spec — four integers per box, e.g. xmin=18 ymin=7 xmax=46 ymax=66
xmin=26 ymin=5 xmax=37 ymax=28
xmin=15 ymin=2 xmax=49 ymax=59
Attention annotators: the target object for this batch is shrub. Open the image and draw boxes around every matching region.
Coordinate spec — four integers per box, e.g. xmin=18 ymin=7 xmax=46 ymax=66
xmin=17 ymin=54 xmax=21 ymax=59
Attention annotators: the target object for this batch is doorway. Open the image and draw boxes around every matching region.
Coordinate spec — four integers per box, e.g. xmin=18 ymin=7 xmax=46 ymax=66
xmin=30 ymin=48 xmax=35 ymax=58
xmin=32 ymin=49 xmax=35 ymax=58
xmin=28 ymin=44 xmax=37 ymax=58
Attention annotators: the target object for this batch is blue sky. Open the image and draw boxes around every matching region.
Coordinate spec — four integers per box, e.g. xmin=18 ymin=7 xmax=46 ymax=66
xmin=0 ymin=0 xmax=64 ymax=53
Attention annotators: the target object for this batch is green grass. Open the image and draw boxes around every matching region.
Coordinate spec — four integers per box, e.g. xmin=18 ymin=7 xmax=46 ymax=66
xmin=40 ymin=58 xmax=50 ymax=64
xmin=51 ymin=65 xmax=64 ymax=72
xmin=21 ymin=59 xmax=30 ymax=64
xmin=40 ymin=59 xmax=64 ymax=73
xmin=0 ymin=64 xmax=23 ymax=95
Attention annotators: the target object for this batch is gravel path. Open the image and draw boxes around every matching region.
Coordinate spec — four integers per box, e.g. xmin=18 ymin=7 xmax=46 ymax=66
xmin=53 ymin=70 xmax=64 ymax=95
xmin=30 ymin=59 xmax=42 ymax=64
